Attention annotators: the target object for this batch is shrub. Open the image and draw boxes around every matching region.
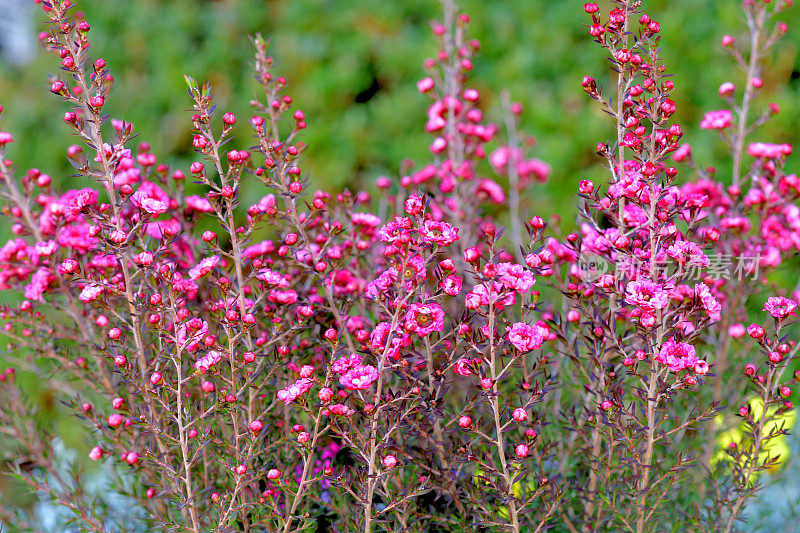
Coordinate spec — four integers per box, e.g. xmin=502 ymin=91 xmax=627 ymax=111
xmin=0 ymin=0 xmax=797 ymax=531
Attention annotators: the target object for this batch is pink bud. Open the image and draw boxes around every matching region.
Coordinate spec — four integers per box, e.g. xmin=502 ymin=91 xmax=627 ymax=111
xmin=267 ymin=468 xmax=280 ymax=480
xmin=150 ymin=372 xmax=162 ymax=385
xmin=514 ymin=444 xmax=529 ymax=458
xmin=89 ymin=446 xmax=103 ymax=461
xmin=382 ymin=455 xmax=398 ymax=468
xmin=747 ymin=324 xmax=765 ymax=340
xmin=417 ymin=77 xmax=435 ymax=93
xmin=458 ymin=415 xmax=472 ymax=428
xmin=512 ymin=408 xmax=528 ymax=422
xmin=249 ymin=420 xmax=264 ymax=433
xmin=578 ymin=180 xmax=595 ymax=194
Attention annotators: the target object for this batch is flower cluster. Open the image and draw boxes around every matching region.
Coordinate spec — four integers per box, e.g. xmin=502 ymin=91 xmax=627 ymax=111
xmin=0 ymin=1 xmax=796 ymax=532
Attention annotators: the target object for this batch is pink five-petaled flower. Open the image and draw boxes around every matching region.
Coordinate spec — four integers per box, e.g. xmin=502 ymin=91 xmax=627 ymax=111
xmin=378 ymin=216 xmax=413 ymax=244
xmin=656 ymin=339 xmax=703 ymax=373
xmin=496 ymin=262 xmax=536 ymax=294
xmin=188 ymin=256 xmax=220 ymax=280
xmin=194 ymin=350 xmax=223 ymax=373
xmin=79 ymin=283 xmax=104 ymax=303
xmin=507 ymin=321 xmax=549 ymax=352
xmin=763 ymin=296 xmax=797 ymax=319
xmin=419 ymin=220 xmax=459 ymax=246
xmin=176 ymin=319 xmax=209 ymax=352
xmin=331 ymin=353 xmax=362 ymax=374
xmin=694 ymin=283 xmax=721 ymax=321
xmin=339 ymin=364 xmax=379 ymax=390
xmin=440 ymin=274 xmax=463 ymax=296
xmin=65 ymin=188 xmax=98 ymax=217
xmin=277 ymin=378 xmax=313 ymax=404
xmin=404 ymin=303 xmax=445 ymax=336
xmin=130 ymin=182 xmax=169 ymax=215
xmin=666 ymin=241 xmax=710 ymax=268
xmin=700 ymin=110 xmax=733 ymax=130
xmin=255 ymin=268 xmax=290 ymax=287
xmin=625 ymin=279 xmax=669 ymax=310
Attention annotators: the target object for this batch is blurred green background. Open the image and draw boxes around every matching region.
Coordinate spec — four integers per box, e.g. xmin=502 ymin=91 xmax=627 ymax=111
xmin=0 ymin=0 xmax=797 ymax=218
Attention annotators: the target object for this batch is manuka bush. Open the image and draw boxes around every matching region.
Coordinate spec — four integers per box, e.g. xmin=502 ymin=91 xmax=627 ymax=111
xmin=0 ymin=0 xmax=798 ymax=531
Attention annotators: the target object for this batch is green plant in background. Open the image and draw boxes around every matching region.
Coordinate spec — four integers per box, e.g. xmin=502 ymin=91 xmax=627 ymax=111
xmin=0 ymin=0 xmax=798 ymax=218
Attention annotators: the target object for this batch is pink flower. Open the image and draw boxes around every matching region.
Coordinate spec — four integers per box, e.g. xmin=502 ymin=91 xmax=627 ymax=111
xmin=453 ymin=358 xmax=474 ymax=376
xmin=144 ymin=218 xmax=181 ymax=240
xmin=256 ymin=268 xmax=290 ymax=287
xmin=131 ymin=181 xmax=170 ymax=215
xmin=718 ymin=82 xmax=736 ymax=97
xmin=625 ymin=279 xmax=669 ymax=310
xmin=133 ymin=252 xmax=154 ymax=266
xmin=747 ymin=142 xmax=792 ymax=159
xmin=666 ymin=241 xmax=710 ymax=268
xmin=656 ymin=339 xmax=700 ymax=372
xmin=194 ymin=350 xmax=223 ymax=373
xmin=185 ymin=195 xmax=214 ymax=213
xmin=34 ymin=240 xmax=58 ymax=257
xmin=24 ymin=267 xmax=51 ymax=301
xmin=243 ymin=240 xmax=276 ymax=258
xmin=496 ymin=262 xmax=536 ymax=293
xmin=339 ymin=364 xmax=379 ymax=390
xmin=64 ymin=188 xmax=98 ymax=217
xmin=764 ymin=296 xmax=797 ymax=319
xmin=269 ymin=289 xmax=298 ymax=305
xmin=277 ymin=378 xmax=313 ymax=404
xmin=475 ymin=179 xmax=506 ymax=204
xmin=379 ymin=217 xmax=413 ymax=244
xmin=404 ymin=303 xmax=445 ymax=336
xmin=370 ymin=322 xmax=411 ymax=359
xmin=700 ymin=110 xmax=733 ymax=130
xmin=331 ymin=353 xmax=362 ymax=374
xmin=507 ymin=322 xmax=549 ymax=352
xmin=419 ymin=220 xmax=459 ymax=246
xmin=188 ymin=256 xmax=220 ymax=280
xmin=729 ymin=323 xmax=746 ymax=338
xmin=327 ymin=403 xmax=355 ymax=417
xmin=79 ymin=283 xmax=104 ymax=303
xmin=440 ymin=274 xmax=463 ymax=296
xmin=176 ymin=319 xmax=209 ymax=352
xmin=695 ymin=283 xmax=721 ymax=321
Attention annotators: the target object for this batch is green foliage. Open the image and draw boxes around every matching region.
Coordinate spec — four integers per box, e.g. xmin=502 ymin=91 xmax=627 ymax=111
xmin=0 ymin=0 xmax=797 ymax=221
